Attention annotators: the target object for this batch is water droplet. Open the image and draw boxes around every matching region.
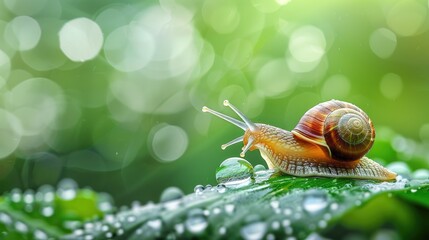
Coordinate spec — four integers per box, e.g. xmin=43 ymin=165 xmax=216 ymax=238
xmin=185 ymin=208 xmax=208 ymax=235
xmin=266 ymin=233 xmax=276 ymax=240
xmin=413 ymin=169 xmax=429 ymax=180
xmin=34 ymin=229 xmax=48 ymax=240
xmin=37 ymin=185 xmax=55 ymax=203
xmin=253 ymin=164 xmax=266 ymax=172
xmin=270 ymin=200 xmax=280 ymax=209
xmin=160 ymin=186 xmax=184 ymax=202
xmin=23 ymin=189 xmax=34 ymax=204
xmin=225 ymin=204 xmax=235 ymax=214
xmin=212 ymin=207 xmax=221 ymax=215
xmin=216 ymin=184 xmax=226 ymax=193
xmin=302 ymin=189 xmax=329 ymax=215
xmin=410 ymin=189 xmax=417 ymax=193
xmin=105 ymin=232 xmax=113 ymax=238
xmin=216 ymin=157 xmax=254 ymax=188
xmin=318 ymin=220 xmax=328 ymax=228
xmin=174 ymin=223 xmax=185 ymax=235
xmin=194 ymin=185 xmax=204 ymax=194
xmin=283 ymin=208 xmax=292 ymax=216
xmin=73 ymin=229 xmax=84 ymax=236
xmin=15 ymin=221 xmax=28 ymax=233
xmin=271 ymin=221 xmax=280 ymax=230
xmin=127 ymin=215 xmax=136 ymax=223
xmin=0 ymin=212 xmax=12 ymax=225
xmin=41 ymin=205 xmax=54 ymax=217
xmin=386 ymin=161 xmax=411 ymax=177
xmin=240 ymin=221 xmax=267 ymax=240
xmin=10 ymin=188 xmax=22 ymax=203
xmin=140 ymin=218 xmax=162 ymax=238
xmin=98 ymin=193 xmax=115 ymax=213
xmin=84 ymin=235 xmax=94 ymax=240
xmin=282 ymin=219 xmax=291 ymax=227
xmin=57 ymin=179 xmax=78 ymax=200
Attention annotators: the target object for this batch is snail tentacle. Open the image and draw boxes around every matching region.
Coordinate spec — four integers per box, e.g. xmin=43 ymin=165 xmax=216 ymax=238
xmin=202 ymin=106 xmax=247 ymax=130
xmin=221 ymin=135 xmax=244 ymax=150
xmin=223 ymin=100 xmax=258 ymax=131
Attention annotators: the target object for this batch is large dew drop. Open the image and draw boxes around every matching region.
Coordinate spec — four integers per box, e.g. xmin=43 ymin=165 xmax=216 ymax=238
xmin=302 ymin=189 xmax=329 ymax=215
xmin=216 ymin=157 xmax=254 ymax=188
xmin=160 ymin=186 xmax=184 ymax=210
xmin=57 ymin=179 xmax=78 ymax=200
xmin=240 ymin=221 xmax=267 ymax=240
xmin=185 ymin=208 xmax=208 ymax=235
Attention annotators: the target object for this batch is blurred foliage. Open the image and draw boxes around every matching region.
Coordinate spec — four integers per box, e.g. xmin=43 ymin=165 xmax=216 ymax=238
xmin=0 ymin=1 xmax=429 ymax=237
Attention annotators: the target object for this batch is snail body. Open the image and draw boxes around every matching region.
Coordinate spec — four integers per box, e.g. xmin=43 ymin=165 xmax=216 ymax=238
xmin=202 ymin=100 xmax=396 ymax=181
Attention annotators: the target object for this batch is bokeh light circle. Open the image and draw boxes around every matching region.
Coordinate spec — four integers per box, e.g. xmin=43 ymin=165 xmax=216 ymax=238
xmin=321 ymin=74 xmax=351 ymax=100
xmin=0 ymin=109 xmax=22 ymax=159
xmin=0 ymin=50 xmax=11 ymax=79
xmin=252 ymin=0 xmax=281 ymax=13
xmin=386 ymin=0 xmax=427 ymax=36
xmin=109 ymin=72 xmax=189 ymax=114
xmin=5 ymin=16 xmax=41 ymax=51
xmin=369 ymin=28 xmax=397 ymax=59
xmin=59 ymin=18 xmax=104 ymax=62
xmin=20 ymin=19 xmax=67 ymax=71
xmin=379 ymin=73 xmax=403 ymax=100
xmin=254 ymin=59 xmax=295 ymax=98
xmin=104 ymin=24 xmax=155 ymax=72
xmin=223 ymin=39 xmax=253 ymax=69
xmin=289 ymin=25 xmax=326 ymax=63
xmin=202 ymin=0 xmax=240 ymax=34
xmin=150 ymin=124 xmax=188 ymax=162
xmin=4 ymin=0 xmax=47 ymax=15
xmin=9 ymin=78 xmax=64 ymax=136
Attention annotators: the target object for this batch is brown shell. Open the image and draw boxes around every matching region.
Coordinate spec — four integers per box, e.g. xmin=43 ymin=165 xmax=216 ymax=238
xmin=291 ymin=100 xmax=375 ymax=161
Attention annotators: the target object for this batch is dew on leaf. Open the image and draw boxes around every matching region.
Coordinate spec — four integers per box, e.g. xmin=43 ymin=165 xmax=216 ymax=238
xmin=139 ymin=218 xmax=162 ymax=239
xmin=57 ymin=178 xmax=78 ymax=200
xmin=386 ymin=161 xmax=411 ymax=177
xmin=224 ymin=204 xmax=235 ymax=214
xmin=174 ymin=223 xmax=185 ymax=235
xmin=0 ymin=212 xmax=12 ymax=225
xmin=36 ymin=185 xmax=55 ymax=203
xmin=302 ymin=189 xmax=329 ymax=215
xmin=14 ymin=221 xmax=28 ymax=233
xmin=413 ymin=169 xmax=429 ymax=179
xmin=41 ymin=205 xmax=54 ymax=217
xmin=34 ymin=229 xmax=49 ymax=240
xmin=216 ymin=157 xmax=254 ymax=188
xmin=253 ymin=164 xmax=266 ymax=172
xmin=10 ymin=188 xmax=22 ymax=203
xmin=185 ymin=208 xmax=208 ymax=234
xmin=240 ymin=221 xmax=267 ymax=240
xmin=194 ymin=185 xmax=204 ymax=194
xmin=160 ymin=186 xmax=183 ymax=210
xmin=216 ymin=184 xmax=227 ymax=193
xmin=160 ymin=186 xmax=184 ymax=202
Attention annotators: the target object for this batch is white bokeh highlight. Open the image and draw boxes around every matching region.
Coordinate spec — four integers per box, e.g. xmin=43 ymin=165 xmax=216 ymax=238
xmin=5 ymin=16 xmax=41 ymax=51
xmin=380 ymin=73 xmax=403 ymax=100
xmin=369 ymin=28 xmax=397 ymax=59
xmin=59 ymin=18 xmax=104 ymax=62
xmin=150 ymin=124 xmax=188 ymax=162
xmin=0 ymin=109 xmax=22 ymax=159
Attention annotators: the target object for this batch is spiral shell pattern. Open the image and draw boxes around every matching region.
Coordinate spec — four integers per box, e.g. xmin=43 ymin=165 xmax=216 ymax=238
xmin=292 ymin=100 xmax=375 ymax=161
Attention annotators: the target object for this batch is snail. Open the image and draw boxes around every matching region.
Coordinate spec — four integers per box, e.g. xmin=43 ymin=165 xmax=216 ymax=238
xmin=202 ymin=100 xmax=396 ymax=181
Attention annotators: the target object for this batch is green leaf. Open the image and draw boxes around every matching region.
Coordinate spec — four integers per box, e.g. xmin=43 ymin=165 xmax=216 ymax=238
xmin=63 ymin=172 xmax=429 ymax=239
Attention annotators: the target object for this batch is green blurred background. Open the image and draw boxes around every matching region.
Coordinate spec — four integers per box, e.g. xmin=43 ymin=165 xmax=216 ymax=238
xmin=0 ymin=0 xmax=429 ymax=205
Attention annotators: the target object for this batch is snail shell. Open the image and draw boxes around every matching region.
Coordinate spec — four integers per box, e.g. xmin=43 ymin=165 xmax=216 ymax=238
xmin=292 ymin=100 xmax=375 ymax=161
